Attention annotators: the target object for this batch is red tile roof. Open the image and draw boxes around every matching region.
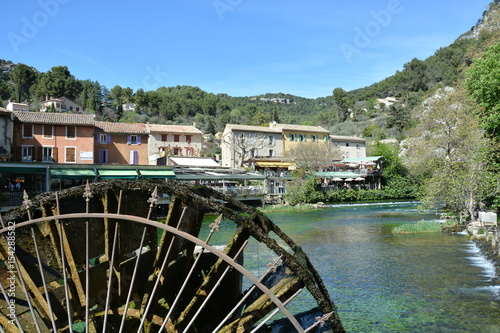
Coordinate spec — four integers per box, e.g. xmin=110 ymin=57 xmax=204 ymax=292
xmin=13 ymin=111 xmax=94 ymax=126
xmin=95 ymin=121 xmax=149 ymax=134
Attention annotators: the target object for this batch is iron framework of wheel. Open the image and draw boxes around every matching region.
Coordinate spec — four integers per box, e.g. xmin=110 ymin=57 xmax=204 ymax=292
xmin=0 ymin=180 xmax=344 ymax=332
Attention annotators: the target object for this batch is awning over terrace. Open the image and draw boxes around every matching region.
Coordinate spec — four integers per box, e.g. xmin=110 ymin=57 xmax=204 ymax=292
xmin=138 ymin=169 xmax=176 ymax=179
xmin=97 ymin=169 xmax=139 ymax=179
xmin=339 ymin=156 xmax=383 ymax=165
xmin=255 ymin=161 xmax=296 ymax=168
xmin=50 ymin=168 xmax=97 ymax=179
xmin=316 ymin=171 xmax=360 ymax=179
xmin=176 ymin=172 xmax=266 ymax=181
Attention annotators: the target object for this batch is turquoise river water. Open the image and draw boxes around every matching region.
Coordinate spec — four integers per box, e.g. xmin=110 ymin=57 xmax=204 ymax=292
xmin=200 ymin=201 xmax=500 ymax=332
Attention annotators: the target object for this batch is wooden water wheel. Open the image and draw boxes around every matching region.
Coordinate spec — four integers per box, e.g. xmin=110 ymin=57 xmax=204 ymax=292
xmin=0 ymin=179 xmax=344 ymax=332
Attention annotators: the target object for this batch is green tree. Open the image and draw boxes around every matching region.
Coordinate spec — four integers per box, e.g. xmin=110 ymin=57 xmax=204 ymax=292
xmin=33 ymin=66 xmax=81 ymax=100
xmin=11 ymin=63 xmax=36 ymax=102
xmin=0 ymin=80 xmax=12 ymax=101
xmin=332 ymin=88 xmax=352 ymax=122
xmin=403 ymin=87 xmax=491 ymax=219
xmin=387 ymin=103 xmax=410 ymax=135
xmin=80 ymin=80 xmax=104 ymax=113
xmin=465 ymin=42 xmax=500 ymax=138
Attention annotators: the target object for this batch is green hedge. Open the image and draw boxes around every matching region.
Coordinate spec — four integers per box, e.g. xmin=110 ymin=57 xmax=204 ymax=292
xmin=284 ymin=177 xmax=417 ymax=205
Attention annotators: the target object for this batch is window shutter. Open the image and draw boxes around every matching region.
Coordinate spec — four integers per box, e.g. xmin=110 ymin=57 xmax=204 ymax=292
xmin=107 ymin=134 xmax=111 ymax=144
xmin=53 ymin=147 xmax=58 ymax=162
xmin=99 ymin=150 xmax=107 ymax=164
xmin=137 ymin=135 xmax=142 ymax=145
xmin=127 ymin=135 xmax=131 ymax=144
xmin=96 ymin=134 xmax=100 ymax=144
xmin=130 ymin=150 xmax=139 ymax=164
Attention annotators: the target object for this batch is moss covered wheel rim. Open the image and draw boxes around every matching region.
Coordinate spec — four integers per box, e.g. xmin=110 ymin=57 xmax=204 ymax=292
xmin=0 ymin=180 xmax=344 ymax=332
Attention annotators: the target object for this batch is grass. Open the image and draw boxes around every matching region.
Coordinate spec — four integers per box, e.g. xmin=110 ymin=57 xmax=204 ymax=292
xmin=393 ymin=220 xmax=443 ymax=234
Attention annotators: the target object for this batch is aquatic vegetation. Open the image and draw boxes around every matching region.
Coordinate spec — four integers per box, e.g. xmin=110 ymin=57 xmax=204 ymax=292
xmin=392 ymin=220 xmax=443 ymax=233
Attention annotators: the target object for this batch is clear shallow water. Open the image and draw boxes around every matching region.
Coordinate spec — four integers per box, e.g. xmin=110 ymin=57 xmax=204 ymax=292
xmin=202 ymin=202 xmax=500 ymax=332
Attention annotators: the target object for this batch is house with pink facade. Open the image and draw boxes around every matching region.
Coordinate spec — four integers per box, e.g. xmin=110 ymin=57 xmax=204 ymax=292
xmin=13 ymin=111 xmax=95 ymax=164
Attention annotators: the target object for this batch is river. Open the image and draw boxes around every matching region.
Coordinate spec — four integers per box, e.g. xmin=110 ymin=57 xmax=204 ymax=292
xmin=201 ymin=201 xmax=500 ymax=332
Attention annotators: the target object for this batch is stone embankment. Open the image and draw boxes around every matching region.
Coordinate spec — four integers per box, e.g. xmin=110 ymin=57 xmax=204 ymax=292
xmin=468 ymin=222 xmax=500 ymax=276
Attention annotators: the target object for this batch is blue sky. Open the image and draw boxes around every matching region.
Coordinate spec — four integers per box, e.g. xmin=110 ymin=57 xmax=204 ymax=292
xmin=1 ymin=0 xmax=492 ymax=99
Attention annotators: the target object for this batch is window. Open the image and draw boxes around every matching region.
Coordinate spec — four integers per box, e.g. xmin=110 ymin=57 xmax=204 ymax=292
xmin=311 ymin=135 xmax=318 ymax=142
xmin=127 ymin=135 xmax=141 ymax=145
xmin=65 ymin=147 xmax=76 ymax=163
xmin=21 ymin=146 xmax=33 ymax=162
xmin=161 ymin=134 xmax=168 ymax=141
xmin=346 ymin=143 xmax=350 ymax=147
xmin=289 ymin=133 xmax=297 ymax=142
xmin=22 ymin=124 xmax=33 ymax=138
xmin=42 ymin=125 xmax=53 ymax=139
xmin=99 ymin=149 xmax=108 ymax=164
xmin=66 ymin=126 xmax=76 ymax=139
xmin=42 ymin=147 xmax=53 ymax=162
xmin=268 ymin=135 xmax=274 ymax=145
xmin=186 ymin=135 xmax=192 ymax=143
xmin=173 ymin=147 xmax=181 ymax=155
xmin=269 ymin=149 xmax=274 ymax=157
xmin=174 ymin=135 xmax=180 ymax=142
xmin=323 ymin=135 xmax=328 ymax=143
xmin=97 ymin=134 xmax=111 ymax=144
xmin=299 ymin=134 xmax=307 ymax=142
xmin=130 ymin=150 xmax=139 ymax=165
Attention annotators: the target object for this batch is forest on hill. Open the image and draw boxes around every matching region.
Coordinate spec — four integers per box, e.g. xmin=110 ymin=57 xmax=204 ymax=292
xmin=0 ymin=1 xmax=499 ymax=142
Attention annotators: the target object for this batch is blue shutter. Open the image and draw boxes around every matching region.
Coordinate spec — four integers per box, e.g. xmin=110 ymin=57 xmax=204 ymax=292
xmin=137 ymin=135 xmax=142 ymax=145
xmin=107 ymin=134 xmax=111 ymax=144
xmin=134 ymin=150 xmax=139 ymax=164
xmin=96 ymin=134 xmax=100 ymax=144
xmin=127 ymin=135 xmax=131 ymax=144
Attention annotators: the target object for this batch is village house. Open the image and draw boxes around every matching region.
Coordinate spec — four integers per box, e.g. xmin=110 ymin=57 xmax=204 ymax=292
xmin=330 ymin=135 xmax=366 ymax=160
xmin=147 ymin=123 xmax=203 ymax=165
xmin=94 ymin=121 xmax=149 ymax=165
xmin=122 ymin=103 xmax=136 ymax=112
xmin=6 ymin=101 xmax=29 ymax=112
xmin=270 ymin=122 xmax=330 ymax=154
xmin=12 ymin=111 xmax=95 ymax=164
xmin=40 ymin=97 xmax=84 ymax=113
xmin=375 ymin=97 xmax=399 ymax=108
xmin=220 ymin=124 xmax=283 ymax=168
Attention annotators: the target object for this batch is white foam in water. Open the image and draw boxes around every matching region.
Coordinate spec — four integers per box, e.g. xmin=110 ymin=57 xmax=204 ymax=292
xmin=326 ymin=201 xmax=415 ymax=208
xmin=464 ymin=242 xmax=496 ymax=279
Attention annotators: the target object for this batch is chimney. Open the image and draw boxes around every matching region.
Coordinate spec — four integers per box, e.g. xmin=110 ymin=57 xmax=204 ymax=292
xmin=193 ymin=122 xmax=197 ymax=128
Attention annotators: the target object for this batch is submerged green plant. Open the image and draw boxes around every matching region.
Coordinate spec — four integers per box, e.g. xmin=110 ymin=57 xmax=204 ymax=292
xmin=393 ymin=220 xmax=442 ymax=234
